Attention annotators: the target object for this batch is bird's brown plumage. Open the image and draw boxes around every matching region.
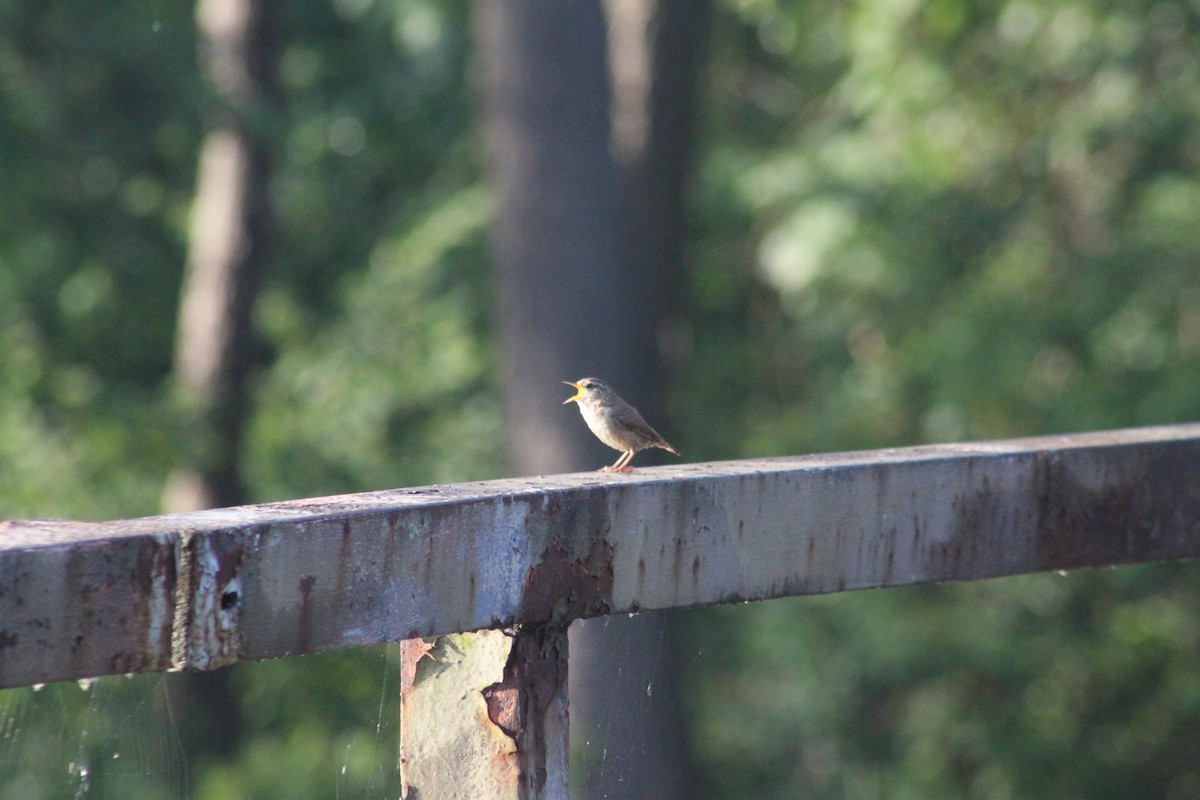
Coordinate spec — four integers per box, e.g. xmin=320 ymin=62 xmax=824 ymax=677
xmin=562 ymin=377 xmax=680 ymax=472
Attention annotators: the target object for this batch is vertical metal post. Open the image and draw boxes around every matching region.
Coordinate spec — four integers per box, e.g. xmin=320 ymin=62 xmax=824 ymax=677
xmin=401 ymin=625 xmax=570 ymax=800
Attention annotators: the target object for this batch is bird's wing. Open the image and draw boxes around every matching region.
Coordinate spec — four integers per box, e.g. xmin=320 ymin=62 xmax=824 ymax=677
xmin=611 ymin=408 xmax=674 ymax=451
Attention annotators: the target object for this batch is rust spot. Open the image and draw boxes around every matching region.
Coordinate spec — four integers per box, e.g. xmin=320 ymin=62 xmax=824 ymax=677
xmin=423 ymin=536 xmax=435 ymax=585
xmin=337 ymin=520 xmax=354 ymax=598
xmin=480 ymin=624 xmax=567 ymax=797
xmin=134 ymin=534 xmax=177 ymax=669
xmin=400 ymin=637 xmax=436 ymax=695
xmin=109 ymin=650 xmax=141 ymax=674
xmin=212 ymin=533 xmax=246 ymax=589
xmin=671 ymin=537 xmax=685 ymax=593
xmin=1029 ymin=448 xmax=1194 ymax=570
xmin=298 ymin=574 xmax=316 ymax=652
xmin=519 ymin=539 xmax=614 ymax=623
xmin=947 ymin=442 xmax=1200 ymax=576
xmin=882 ymin=529 xmax=896 ymax=584
xmin=482 ymin=682 xmax=521 ymax=737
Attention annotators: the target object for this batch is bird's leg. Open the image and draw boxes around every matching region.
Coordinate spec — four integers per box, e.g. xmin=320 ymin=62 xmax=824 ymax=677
xmin=600 ymin=451 xmax=634 ymax=473
xmin=601 ymin=451 xmax=628 ymax=473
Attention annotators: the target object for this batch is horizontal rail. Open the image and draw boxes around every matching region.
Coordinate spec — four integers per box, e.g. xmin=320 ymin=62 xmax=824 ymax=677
xmin=2 ymin=424 xmax=1200 ymax=690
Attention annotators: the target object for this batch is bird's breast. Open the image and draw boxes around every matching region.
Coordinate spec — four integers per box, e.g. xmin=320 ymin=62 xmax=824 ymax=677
xmin=578 ymin=403 xmax=631 ymax=451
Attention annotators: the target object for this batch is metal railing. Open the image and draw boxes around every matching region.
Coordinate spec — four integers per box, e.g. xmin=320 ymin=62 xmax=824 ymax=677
xmin=3 ymin=424 xmax=1200 ymax=798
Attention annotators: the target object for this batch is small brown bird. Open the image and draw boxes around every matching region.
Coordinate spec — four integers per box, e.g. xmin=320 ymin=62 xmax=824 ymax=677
xmin=562 ymin=378 xmax=680 ymax=472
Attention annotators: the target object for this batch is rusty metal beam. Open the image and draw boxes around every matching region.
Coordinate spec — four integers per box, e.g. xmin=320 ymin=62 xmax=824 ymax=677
xmin=3 ymin=424 xmax=1200 ymax=690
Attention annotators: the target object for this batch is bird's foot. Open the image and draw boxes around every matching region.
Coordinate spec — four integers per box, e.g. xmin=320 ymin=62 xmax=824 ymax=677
xmin=600 ymin=466 xmax=636 ymax=474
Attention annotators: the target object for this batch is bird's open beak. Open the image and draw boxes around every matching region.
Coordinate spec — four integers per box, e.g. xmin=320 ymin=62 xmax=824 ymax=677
xmin=562 ymin=381 xmax=583 ymax=404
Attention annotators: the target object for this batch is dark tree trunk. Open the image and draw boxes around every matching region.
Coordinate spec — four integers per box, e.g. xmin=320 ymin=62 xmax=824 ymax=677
xmin=608 ymin=0 xmax=710 ymax=365
xmin=475 ymin=0 xmax=644 ymax=476
xmin=475 ymin=1 xmax=708 ymax=797
xmin=572 ymin=4 xmax=710 ymax=799
xmin=163 ymin=0 xmax=274 ymax=514
xmin=163 ymin=0 xmax=276 ymax=763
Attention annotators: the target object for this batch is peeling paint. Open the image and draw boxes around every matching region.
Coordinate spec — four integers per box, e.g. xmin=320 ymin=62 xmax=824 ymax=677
xmin=174 ymin=530 xmax=245 ymax=670
xmin=400 ymin=630 xmax=524 ymax=799
xmin=480 ymin=625 xmax=569 ymax=800
xmin=145 ymin=533 xmax=175 ymax=669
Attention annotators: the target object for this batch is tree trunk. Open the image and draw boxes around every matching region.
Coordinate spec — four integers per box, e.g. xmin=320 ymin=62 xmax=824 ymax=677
xmin=574 ymin=4 xmax=710 ymax=799
xmin=476 ymin=1 xmax=708 ymax=797
xmin=475 ymin=0 xmax=642 ymax=476
xmin=607 ymin=0 xmax=710 ymax=361
xmin=163 ymin=0 xmax=276 ymax=763
xmin=163 ymin=0 xmax=274 ymax=514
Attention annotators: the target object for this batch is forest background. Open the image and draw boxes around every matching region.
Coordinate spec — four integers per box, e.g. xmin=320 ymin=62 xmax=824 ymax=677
xmin=2 ymin=0 xmax=1200 ymax=798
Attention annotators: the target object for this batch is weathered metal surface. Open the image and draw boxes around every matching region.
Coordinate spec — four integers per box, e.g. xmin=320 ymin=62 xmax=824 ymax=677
xmin=2 ymin=424 xmax=1200 ymax=689
xmin=400 ymin=630 xmax=521 ymax=799
xmin=0 ymin=520 xmax=176 ymax=688
xmin=498 ymin=625 xmax=569 ymax=800
xmin=399 ymin=627 xmax=570 ymax=800
xmin=173 ymin=529 xmax=245 ymax=670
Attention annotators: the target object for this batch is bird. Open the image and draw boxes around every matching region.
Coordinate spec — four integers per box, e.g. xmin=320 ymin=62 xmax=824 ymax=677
xmin=562 ymin=377 xmax=680 ymax=472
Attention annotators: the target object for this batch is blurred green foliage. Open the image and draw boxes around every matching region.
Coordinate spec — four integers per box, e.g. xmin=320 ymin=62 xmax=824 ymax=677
xmin=685 ymin=567 xmax=1200 ymax=799
xmin=683 ymin=1 xmax=1200 ymax=797
xmin=685 ymin=0 xmax=1200 ymax=459
xmin=1 ymin=0 xmax=1199 ymax=797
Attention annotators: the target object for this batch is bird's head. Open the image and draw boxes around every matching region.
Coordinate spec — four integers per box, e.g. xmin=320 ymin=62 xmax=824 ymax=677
xmin=562 ymin=377 xmax=612 ymax=405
